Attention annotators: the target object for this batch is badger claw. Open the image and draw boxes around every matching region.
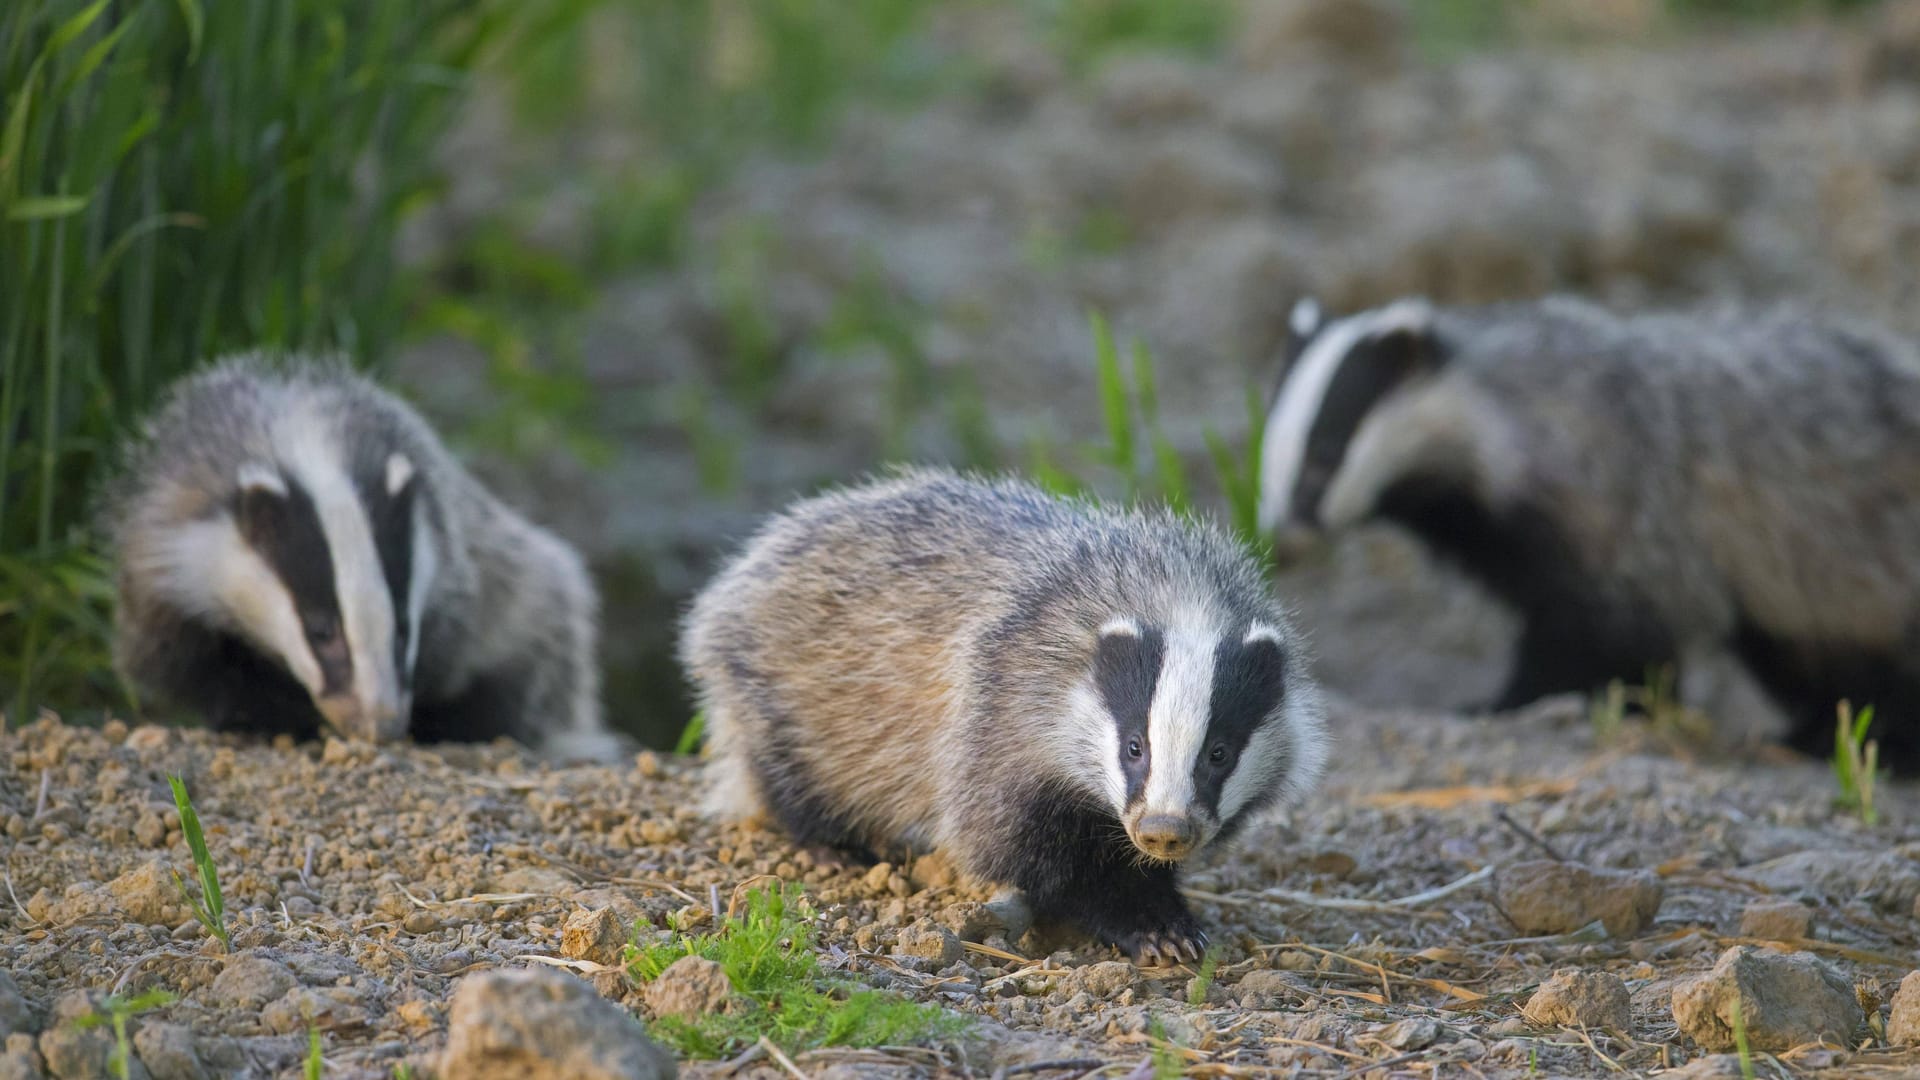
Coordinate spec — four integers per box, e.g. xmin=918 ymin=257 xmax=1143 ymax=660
xmin=1127 ymin=928 xmax=1209 ymax=967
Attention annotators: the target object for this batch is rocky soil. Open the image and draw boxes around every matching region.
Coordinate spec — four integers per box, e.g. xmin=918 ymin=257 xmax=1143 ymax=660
xmin=8 ymin=695 xmax=1920 ymax=1078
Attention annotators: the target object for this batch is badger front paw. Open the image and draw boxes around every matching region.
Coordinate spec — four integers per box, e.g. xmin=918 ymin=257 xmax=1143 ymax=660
xmin=1116 ymin=919 xmax=1209 ymax=967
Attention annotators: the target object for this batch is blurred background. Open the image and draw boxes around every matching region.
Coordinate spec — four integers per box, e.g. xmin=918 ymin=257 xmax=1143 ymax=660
xmin=4 ymin=0 xmax=1918 ymax=749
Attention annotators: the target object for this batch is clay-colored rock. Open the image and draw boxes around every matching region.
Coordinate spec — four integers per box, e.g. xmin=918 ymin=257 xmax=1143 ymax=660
xmin=1521 ymin=968 xmax=1632 ymax=1033
xmin=206 ymin=956 xmax=297 ymax=1011
xmin=932 ymin=902 xmax=1004 ymax=943
xmin=132 ymin=1022 xmax=208 ymax=1080
xmin=1738 ymin=899 xmax=1813 ymax=942
xmin=440 ymin=968 xmax=674 ymax=1080
xmin=1497 ymin=860 xmax=1663 ymax=938
xmin=0 ymin=1033 xmax=44 ymax=1080
xmin=1235 ymin=969 xmax=1300 ymax=1009
xmin=561 ymin=908 xmax=630 ymax=967
xmin=106 ymin=861 xmax=177 ymax=927
xmin=1671 ymin=946 xmax=1862 ymax=1051
xmin=1886 ymin=970 xmax=1920 ymax=1045
xmin=644 ymin=956 xmax=731 ymax=1020
xmin=1062 ymin=961 xmax=1135 ymax=1000
xmin=894 ymin=919 xmax=962 ymax=968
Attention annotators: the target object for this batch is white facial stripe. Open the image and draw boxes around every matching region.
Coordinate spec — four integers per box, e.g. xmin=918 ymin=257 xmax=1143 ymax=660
xmin=276 ymin=410 xmax=399 ymax=721
xmin=1257 ymin=300 xmax=1434 ymax=533
xmin=405 ymin=500 xmax=437 ymax=681
xmin=147 ymin=518 xmax=322 ymax=694
xmin=1061 ymin=682 xmax=1128 ymax=811
xmin=1099 ymin=617 xmax=1141 ymax=638
xmin=1219 ymin=721 xmax=1284 ymax=821
xmin=386 ymin=453 xmax=415 ymax=497
xmin=1142 ymin=628 xmax=1217 ymax=815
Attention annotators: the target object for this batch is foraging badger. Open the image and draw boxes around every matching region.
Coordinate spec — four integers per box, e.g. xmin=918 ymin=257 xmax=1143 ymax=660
xmin=682 ymin=468 xmax=1328 ymax=962
xmin=1258 ymin=296 xmax=1920 ymax=762
xmin=106 ymin=354 xmax=615 ymax=758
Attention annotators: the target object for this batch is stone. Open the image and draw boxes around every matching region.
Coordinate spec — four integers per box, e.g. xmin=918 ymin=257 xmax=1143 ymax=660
xmin=894 ymin=920 xmax=963 ymax=967
xmin=1521 ymin=968 xmax=1633 ymax=1034
xmin=1671 ymin=946 xmax=1863 ymax=1051
xmin=1738 ymin=899 xmax=1813 ymax=942
xmin=0 ymin=973 xmax=32 ymax=1039
xmin=132 ymin=1022 xmax=208 ymax=1080
xmin=206 ymin=956 xmax=297 ymax=1011
xmin=932 ymin=902 xmax=1004 ymax=943
xmin=1236 ymin=969 xmax=1301 ymax=1009
xmin=38 ymin=1026 xmax=147 ymax=1080
xmin=260 ymin=986 xmax=370 ymax=1034
xmin=106 ymin=861 xmax=177 ymax=927
xmin=439 ymin=968 xmax=675 ymax=1080
xmin=1496 ymin=860 xmax=1663 ymax=938
xmin=0 ymin=1033 xmax=43 ymax=1080
xmin=561 ymin=908 xmax=630 ymax=967
xmin=1062 ymin=961 xmax=1135 ymax=1000
xmin=1887 ymin=970 xmax=1920 ymax=1045
xmin=1742 ymin=849 xmax=1920 ymax=913
xmin=643 ymin=956 xmax=731 ymax=1019
xmin=1377 ymin=1018 xmax=1441 ymax=1051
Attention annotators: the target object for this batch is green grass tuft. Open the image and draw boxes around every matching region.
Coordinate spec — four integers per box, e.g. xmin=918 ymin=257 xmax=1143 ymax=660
xmin=674 ymin=711 xmax=707 ymax=756
xmin=74 ymin=988 xmax=175 ymax=1080
xmin=1833 ymin=700 xmax=1880 ymax=826
xmin=167 ymin=775 xmax=229 ymax=951
xmin=305 ymin=1028 xmax=325 ymax=1079
xmin=1186 ymin=947 xmax=1222 ymax=1007
xmin=625 ymin=884 xmax=966 ymax=1057
xmin=1730 ymin=994 xmax=1757 ymax=1080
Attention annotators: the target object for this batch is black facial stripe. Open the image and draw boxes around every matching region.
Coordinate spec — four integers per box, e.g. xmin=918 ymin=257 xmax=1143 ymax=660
xmin=354 ymin=461 xmax=417 ymax=691
xmin=1291 ymin=326 xmax=1435 ymax=525
xmin=1093 ymin=626 xmax=1164 ymax=807
xmin=1193 ymin=635 xmax=1288 ymax=817
xmin=235 ymin=473 xmax=350 ymax=695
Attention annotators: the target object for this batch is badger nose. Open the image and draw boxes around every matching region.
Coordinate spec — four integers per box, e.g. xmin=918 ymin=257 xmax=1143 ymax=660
xmin=1132 ymin=815 xmax=1199 ymax=862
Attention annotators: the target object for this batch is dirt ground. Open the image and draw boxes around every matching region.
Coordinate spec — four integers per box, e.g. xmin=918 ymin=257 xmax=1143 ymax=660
xmin=6 ymin=692 xmax=1920 ymax=1079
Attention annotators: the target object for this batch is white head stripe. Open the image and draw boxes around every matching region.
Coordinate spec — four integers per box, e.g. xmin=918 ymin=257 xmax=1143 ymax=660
xmin=236 ymin=462 xmax=286 ymax=497
xmin=1098 ymin=617 xmax=1141 ymax=638
xmin=1257 ymin=299 xmax=1435 ymax=534
xmin=1141 ymin=627 xmax=1216 ymax=816
xmin=386 ymin=453 xmax=415 ymax=496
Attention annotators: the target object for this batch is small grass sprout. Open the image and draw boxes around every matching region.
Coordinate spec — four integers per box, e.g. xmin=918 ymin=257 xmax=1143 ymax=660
xmin=1186 ymin=946 xmax=1222 ymax=1006
xmin=167 ymin=775 xmax=229 ymax=951
xmin=674 ymin=711 xmax=707 ymax=756
xmin=1833 ymin=700 xmax=1880 ymax=826
xmin=1729 ymin=994 xmax=1756 ymax=1080
xmin=74 ymin=988 xmax=175 ymax=1080
xmin=305 ymin=1027 xmax=325 ymax=1079
xmin=624 ymin=883 xmax=964 ymax=1057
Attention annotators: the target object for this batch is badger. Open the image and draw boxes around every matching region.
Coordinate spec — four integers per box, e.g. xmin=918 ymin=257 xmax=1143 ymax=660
xmin=682 ymin=468 xmax=1328 ymax=962
xmin=105 ymin=354 xmax=616 ymax=758
xmin=1258 ymin=295 xmax=1920 ymax=763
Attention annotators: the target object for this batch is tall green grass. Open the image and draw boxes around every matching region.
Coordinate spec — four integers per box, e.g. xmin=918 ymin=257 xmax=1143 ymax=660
xmin=0 ymin=0 xmax=551 ymax=722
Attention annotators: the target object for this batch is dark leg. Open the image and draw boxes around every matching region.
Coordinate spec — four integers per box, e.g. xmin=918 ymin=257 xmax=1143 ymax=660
xmin=1489 ymin=610 xmax=1676 ymax=712
xmin=411 ymin=670 xmax=529 ymax=744
xmin=1732 ymin=622 xmax=1920 ymax=772
xmin=989 ymin=785 xmax=1206 ymax=964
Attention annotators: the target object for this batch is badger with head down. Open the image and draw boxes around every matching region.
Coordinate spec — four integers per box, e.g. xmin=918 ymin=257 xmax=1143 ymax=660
xmin=682 ymin=468 xmax=1328 ymax=962
xmin=106 ymin=354 xmax=615 ymax=759
xmin=1259 ymin=295 xmax=1920 ymax=764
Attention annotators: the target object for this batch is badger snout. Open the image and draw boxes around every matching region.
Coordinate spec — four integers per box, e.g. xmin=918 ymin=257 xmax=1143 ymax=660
xmin=1129 ymin=813 xmax=1201 ymax=862
xmin=317 ymin=692 xmax=408 ymax=743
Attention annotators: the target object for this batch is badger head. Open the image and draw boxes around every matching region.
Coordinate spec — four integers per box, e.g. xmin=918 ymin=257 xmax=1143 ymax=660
xmin=1257 ymin=297 xmax=1455 ymax=543
xmin=1077 ymin=615 xmax=1326 ymax=865
xmin=156 ymin=417 xmax=437 ymax=741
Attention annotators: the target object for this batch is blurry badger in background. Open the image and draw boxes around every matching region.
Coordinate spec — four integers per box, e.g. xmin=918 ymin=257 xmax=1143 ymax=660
xmin=106 ymin=354 xmax=621 ymax=761
xmin=1258 ymin=295 xmax=1920 ymax=766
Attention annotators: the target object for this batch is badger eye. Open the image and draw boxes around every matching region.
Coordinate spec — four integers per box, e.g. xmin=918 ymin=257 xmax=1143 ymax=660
xmin=1208 ymin=743 xmax=1228 ymax=765
xmin=303 ymin=613 xmax=339 ymax=645
xmin=1126 ymin=738 xmax=1143 ymax=760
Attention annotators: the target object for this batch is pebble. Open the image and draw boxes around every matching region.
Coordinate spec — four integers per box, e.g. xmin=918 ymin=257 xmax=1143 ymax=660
xmin=561 ymin=908 xmax=630 ymax=967
xmin=1737 ymin=899 xmax=1813 ymax=942
xmin=207 ymin=956 xmax=298 ymax=1011
xmin=1376 ymin=1017 xmax=1442 ymax=1051
xmin=1235 ymin=969 xmax=1300 ymax=1009
xmin=894 ymin=919 xmax=963 ymax=968
xmin=1520 ymin=968 xmax=1633 ymax=1034
xmin=1887 ymin=970 xmax=1920 ymax=1045
xmin=0 ymin=974 xmax=30 ymax=1040
xmin=132 ymin=1022 xmax=208 ymax=1080
xmin=1671 ymin=945 xmax=1863 ymax=1051
xmin=644 ymin=956 xmax=731 ymax=1019
xmin=1496 ymin=860 xmax=1663 ymax=937
xmin=933 ymin=902 xmax=1004 ymax=942
xmin=439 ymin=968 xmax=674 ymax=1080
xmin=1062 ymin=961 xmax=1135 ymax=1000
xmin=0 ymin=1034 xmax=44 ymax=1080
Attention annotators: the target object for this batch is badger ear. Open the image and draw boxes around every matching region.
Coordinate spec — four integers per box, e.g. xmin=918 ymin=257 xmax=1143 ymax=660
xmin=1288 ymin=297 xmax=1323 ymax=340
xmin=385 ymin=452 xmax=416 ymax=497
xmin=236 ymin=462 xmax=286 ymax=498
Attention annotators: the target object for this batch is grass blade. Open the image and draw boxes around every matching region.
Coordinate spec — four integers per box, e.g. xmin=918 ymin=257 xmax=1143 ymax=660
xmin=167 ymin=776 xmax=229 ymax=950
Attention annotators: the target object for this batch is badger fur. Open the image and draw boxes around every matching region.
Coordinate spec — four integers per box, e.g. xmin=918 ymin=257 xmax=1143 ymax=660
xmin=1258 ymin=295 xmax=1920 ymax=763
xmin=682 ymin=468 xmax=1328 ymax=962
xmin=106 ymin=354 xmax=615 ymax=758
